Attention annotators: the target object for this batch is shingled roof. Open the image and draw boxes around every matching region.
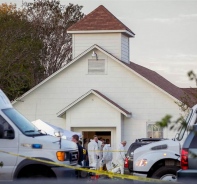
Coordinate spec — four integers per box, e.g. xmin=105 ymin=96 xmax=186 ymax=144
xmin=67 ymin=5 xmax=135 ymax=36
xmin=125 ymin=62 xmax=197 ymax=107
xmin=181 ymin=88 xmax=197 ymax=97
xmin=180 ymin=88 xmax=197 ymax=106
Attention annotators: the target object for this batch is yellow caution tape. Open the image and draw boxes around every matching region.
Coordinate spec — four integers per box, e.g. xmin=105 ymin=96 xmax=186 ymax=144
xmin=0 ymin=150 xmax=176 ymax=183
xmin=88 ymin=150 xmax=126 ymax=152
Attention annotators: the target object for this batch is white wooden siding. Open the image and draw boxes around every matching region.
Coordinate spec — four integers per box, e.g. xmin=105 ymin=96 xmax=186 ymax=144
xmin=121 ymin=34 xmax=129 ymax=63
xmin=66 ymin=93 xmax=120 ymax=127
xmin=72 ymin=33 xmax=121 ymax=60
xmin=73 ymin=33 xmax=130 ymax=64
xmin=13 ymin=50 xmax=181 ymax=150
xmin=66 ymin=94 xmax=122 ymax=149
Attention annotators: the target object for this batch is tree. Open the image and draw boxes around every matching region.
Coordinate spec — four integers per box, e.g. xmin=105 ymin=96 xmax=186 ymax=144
xmin=0 ymin=3 xmax=16 ymax=13
xmin=0 ymin=1 xmax=84 ymax=100
xmin=23 ymin=0 xmax=85 ymax=77
xmin=0 ymin=3 xmax=44 ymax=100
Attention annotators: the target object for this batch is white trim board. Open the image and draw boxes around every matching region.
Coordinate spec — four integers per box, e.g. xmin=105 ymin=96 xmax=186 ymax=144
xmin=67 ymin=30 xmax=135 ymax=37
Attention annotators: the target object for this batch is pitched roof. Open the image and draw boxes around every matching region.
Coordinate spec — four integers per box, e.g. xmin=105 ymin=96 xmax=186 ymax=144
xmin=121 ymin=65 xmax=197 ymax=107
xmin=87 ymin=45 xmax=197 ymax=107
xmin=57 ymin=89 xmax=131 ymax=117
xmin=126 ymin=62 xmax=196 ymax=106
xmin=181 ymin=88 xmax=197 ymax=97
xmin=12 ymin=44 xmax=197 ymax=108
xmin=180 ymin=88 xmax=197 ymax=107
xmin=67 ymin=5 xmax=135 ymax=37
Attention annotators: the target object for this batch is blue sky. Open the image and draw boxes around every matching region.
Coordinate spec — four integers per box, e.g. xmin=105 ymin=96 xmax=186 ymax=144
xmin=1 ymin=0 xmax=197 ymax=87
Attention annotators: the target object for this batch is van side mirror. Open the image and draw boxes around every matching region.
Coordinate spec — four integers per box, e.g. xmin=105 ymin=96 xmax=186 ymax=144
xmin=0 ymin=125 xmax=14 ymax=139
xmin=4 ymin=129 xmax=14 ymax=139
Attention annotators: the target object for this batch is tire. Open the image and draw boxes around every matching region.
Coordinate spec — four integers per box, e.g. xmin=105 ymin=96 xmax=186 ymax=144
xmin=17 ymin=165 xmax=56 ymax=179
xmin=152 ymin=166 xmax=179 ymax=182
xmin=80 ymin=170 xmax=89 ymax=178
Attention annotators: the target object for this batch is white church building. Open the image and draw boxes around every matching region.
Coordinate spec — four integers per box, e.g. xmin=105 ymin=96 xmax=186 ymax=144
xmin=13 ymin=5 xmax=193 ymax=149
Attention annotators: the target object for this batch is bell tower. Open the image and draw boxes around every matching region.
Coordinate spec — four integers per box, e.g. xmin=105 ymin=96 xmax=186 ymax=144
xmin=67 ymin=5 xmax=135 ymax=64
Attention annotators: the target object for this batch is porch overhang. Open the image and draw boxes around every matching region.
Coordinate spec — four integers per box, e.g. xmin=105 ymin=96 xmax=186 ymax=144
xmin=57 ymin=89 xmax=132 ymax=118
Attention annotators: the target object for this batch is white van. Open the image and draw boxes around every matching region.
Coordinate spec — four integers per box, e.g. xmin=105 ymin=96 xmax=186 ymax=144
xmin=0 ymin=89 xmax=78 ymax=180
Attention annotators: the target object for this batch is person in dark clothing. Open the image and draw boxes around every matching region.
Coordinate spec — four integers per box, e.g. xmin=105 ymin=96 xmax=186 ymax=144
xmin=79 ymin=140 xmax=89 ymax=167
xmin=72 ymin=134 xmax=83 ymax=166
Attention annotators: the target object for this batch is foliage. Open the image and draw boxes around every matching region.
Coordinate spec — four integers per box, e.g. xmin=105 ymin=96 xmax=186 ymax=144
xmin=0 ymin=161 xmax=3 ymax=167
xmin=0 ymin=3 xmax=17 ymax=14
xmin=0 ymin=3 xmax=44 ymax=100
xmin=156 ymin=115 xmax=186 ymax=132
xmin=23 ymin=0 xmax=85 ymax=77
xmin=0 ymin=1 xmax=84 ymax=100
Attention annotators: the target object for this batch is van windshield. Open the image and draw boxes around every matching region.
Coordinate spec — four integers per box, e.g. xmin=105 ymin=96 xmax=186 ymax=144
xmin=177 ymin=109 xmax=193 ymax=141
xmin=2 ymin=108 xmax=45 ymax=136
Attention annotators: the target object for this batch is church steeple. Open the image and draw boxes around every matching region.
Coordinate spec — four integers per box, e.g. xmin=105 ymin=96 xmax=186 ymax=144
xmin=67 ymin=5 xmax=135 ymax=63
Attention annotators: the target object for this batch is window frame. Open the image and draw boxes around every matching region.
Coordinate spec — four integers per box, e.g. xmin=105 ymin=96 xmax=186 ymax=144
xmin=0 ymin=114 xmax=15 ymax=139
xmin=147 ymin=122 xmax=163 ymax=138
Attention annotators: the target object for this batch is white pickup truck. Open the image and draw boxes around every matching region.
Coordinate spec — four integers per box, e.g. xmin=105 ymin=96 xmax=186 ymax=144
xmin=126 ymin=104 xmax=197 ymax=182
xmin=0 ymin=89 xmax=78 ymax=180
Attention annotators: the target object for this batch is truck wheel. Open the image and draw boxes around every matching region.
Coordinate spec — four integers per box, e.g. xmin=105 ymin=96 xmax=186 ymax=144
xmin=152 ymin=166 xmax=179 ymax=182
xmin=17 ymin=165 xmax=56 ymax=179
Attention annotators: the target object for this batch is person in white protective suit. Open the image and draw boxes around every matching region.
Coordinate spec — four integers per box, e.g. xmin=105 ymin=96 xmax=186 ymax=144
xmin=87 ymin=135 xmax=102 ymax=169
xmin=100 ymin=142 xmax=113 ymax=171
xmin=112 ymin=140 xmax=127 ymax=174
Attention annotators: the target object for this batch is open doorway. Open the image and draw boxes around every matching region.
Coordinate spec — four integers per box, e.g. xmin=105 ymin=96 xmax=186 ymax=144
xmin=72 ymin=127 xmax=116 ymax=150
xmin=83 ymin=131 xmax=111 ymax=144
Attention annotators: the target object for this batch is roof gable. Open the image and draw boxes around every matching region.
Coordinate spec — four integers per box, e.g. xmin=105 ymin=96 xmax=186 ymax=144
xmin=57 ymin=89 xmax=131 ymax=117
xmin=12 ymin=44 xmax=195 ymax=107
xmin=67 ymin=5 xmax=135 ymax=37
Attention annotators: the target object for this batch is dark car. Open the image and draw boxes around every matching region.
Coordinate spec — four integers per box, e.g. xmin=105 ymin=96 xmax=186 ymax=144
xmin=124 ymin=138 xmax=164 ymax=174
xmin=177 ymin=125 xmax=197 ymax=183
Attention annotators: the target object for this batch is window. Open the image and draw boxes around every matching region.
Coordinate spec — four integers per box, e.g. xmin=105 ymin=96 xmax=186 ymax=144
xmin=147 ymin=123 xmax=163 ymax=138
xmin=88 ymin=59 xmax=106 ymax=74
xmin=2 ymin=108 xmax=43 ymax=137
xmin=0 ymin=115 xmax=14 ymax=139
